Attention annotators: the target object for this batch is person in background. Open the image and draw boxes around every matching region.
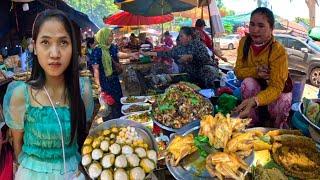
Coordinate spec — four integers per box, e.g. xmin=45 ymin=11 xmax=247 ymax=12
xmin=19 ymin=38 xmax=33 ymax=71
xmin=3 ymin=9 xmax=93 ymax=179
xmin=79 ymin=41 xmax=88 ymax=70
xmin=138 ymin=33 xmax=153 ymax=49
xmin=92 ymin=28 xmax=123 ymax=120
xmin=118 ymin=36 xmax=129 ymax=52
xmin=86 ymin=37 xmax=95 ymax=73
xmin=109 ymin=36 xmax=139 ymax=70
xmin=127 ymin=33 xmax=139 ymax=51
xmin=233 ymin=7 xmax=292 ymax=128
xmin=161 ymin=31 xmax=174 ymax=48
xmin=142 ymin=26 xmax=220 ymax=88
xmin=195 ymin=18 xmax=227 ymax=62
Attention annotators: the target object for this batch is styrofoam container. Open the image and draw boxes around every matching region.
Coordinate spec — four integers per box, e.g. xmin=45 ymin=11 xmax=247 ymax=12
xmin=120 ymin=112 xmax=153 ymax=129
xmin=121 ymin=103 xmax=152 ymax=115
xmin=120 ymin=96 xmax=150 ymax=105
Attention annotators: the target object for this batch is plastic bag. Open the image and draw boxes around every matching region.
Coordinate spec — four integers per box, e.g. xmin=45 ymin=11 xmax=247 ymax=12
xmin=98 ymin=93 xmax=111 ymax=117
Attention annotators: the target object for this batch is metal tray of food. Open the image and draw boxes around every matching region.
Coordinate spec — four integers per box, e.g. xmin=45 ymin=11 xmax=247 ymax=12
xmin=165 ymin=124 xmax=265 ymax=180
xmin=89 ymin=118 xmax=158 ymax=151
xmin=153 ymin=118 xmax=201 ymax=133
xmin=153 ymin=119 xmax=180 ymax=133
xmin=298 ymin=100 xmax=320 ymax=131
xmin=120 ymin=96 xmax=151 ymax=105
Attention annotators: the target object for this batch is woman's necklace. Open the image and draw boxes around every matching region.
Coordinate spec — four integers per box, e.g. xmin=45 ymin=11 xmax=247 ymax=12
xmin=44 ymin=86 xmax=66 ymax=106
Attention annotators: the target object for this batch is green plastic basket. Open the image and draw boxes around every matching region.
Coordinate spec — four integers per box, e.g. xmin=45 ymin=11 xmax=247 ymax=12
xmin=139 ymin=56 xmax=151 ymax=63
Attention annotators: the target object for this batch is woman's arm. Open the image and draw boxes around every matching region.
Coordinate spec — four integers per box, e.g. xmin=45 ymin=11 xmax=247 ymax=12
xmin=3 ymin=81 xmax=27 ymax=161
xmin=234 ymin=40 xmax=259 ymax=79
xmin=213 ymin=50 xmax=227 ymax=62
xmin=118 ymin=52 xmax=139 ymax=59
xmin=93 ymin=65 xmax=100 ymax=92
xmin=11 ymin=130 xmax=23 ymax=160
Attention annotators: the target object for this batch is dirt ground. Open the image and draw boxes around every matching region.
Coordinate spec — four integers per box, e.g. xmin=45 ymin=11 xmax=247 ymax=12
xmin=219 ymin=48 xmax=319 ymax=99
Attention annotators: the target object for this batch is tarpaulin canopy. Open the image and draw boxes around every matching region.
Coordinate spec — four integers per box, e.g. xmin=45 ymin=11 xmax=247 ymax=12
xmin=222 ymin=13 xmax=251 ymax=25
xmin=309 ymin=27 xmax=320 ymax=41
xmin=115 ymin=0 xmax=196 ymax=16
xmin=104 ymin=11 xmax=173 ymax=26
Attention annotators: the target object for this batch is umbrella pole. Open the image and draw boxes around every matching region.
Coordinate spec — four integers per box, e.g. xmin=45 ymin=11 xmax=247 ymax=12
xmin=138 ymin=18 xmax=140 ymax=34
xmin=201 ymin=6 xmax=204 ymax=19
xmin=207 ymin=0 xmax=214 ymax=48
xmin=162 ymin=23 xmax=164 ymax=36
xmin=161 ymin=0 xmax=164 ymax=36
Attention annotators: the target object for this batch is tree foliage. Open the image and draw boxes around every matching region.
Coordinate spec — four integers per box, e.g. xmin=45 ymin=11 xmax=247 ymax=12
xmin=216 ymin=0 xmax=224 ymax=8
xmin=223 ymin=22 xmax=234 ymax=34
xmin=65 ymin=0 xmax=119 ymax=28
xmin=295 ymin=17 xmax=311 ymax=29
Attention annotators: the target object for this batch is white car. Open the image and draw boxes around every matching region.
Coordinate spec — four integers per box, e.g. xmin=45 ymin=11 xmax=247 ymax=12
xmin=219 ymin=34 xmax=241 ymax=50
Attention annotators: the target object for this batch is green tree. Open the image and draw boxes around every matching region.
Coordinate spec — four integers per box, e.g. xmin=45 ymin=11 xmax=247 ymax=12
xmin=295 ymin=17 xmax=311 ymax=29
xmin=66 ymin=0 xmax=119 ymax=28
xmin=216 ymin=0 xmax=224 ymax=8
xmin=223 ymin=22 xmax=233 ymax=34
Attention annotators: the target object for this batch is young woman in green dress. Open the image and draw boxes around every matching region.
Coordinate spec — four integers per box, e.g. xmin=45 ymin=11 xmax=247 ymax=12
xmin=3 ymin=9 xmax=93 ymax=179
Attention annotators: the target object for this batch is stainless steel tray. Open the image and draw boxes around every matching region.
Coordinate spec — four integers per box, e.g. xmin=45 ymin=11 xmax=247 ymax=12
xmin=153 ymin=119 xmax=180 ymax=132
xmin=89 ymin=118 xmax=158 ymax=151
xmin=165 ymin=125 xmax=269 ymax=180
xmin=153 ymin=118 xmax=201 ymax=133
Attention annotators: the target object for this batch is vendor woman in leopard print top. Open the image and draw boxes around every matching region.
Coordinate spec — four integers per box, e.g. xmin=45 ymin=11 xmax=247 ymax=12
xmin=142 ymin=26 xmax=220 ymax=88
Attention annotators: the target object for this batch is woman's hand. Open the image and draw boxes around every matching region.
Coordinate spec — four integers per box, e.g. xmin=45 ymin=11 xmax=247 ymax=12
xmin=234 ymin=97 xmax=257 ymax=118
xmin=130 ymin=52 xmax=139 ymax=59
xmin=220 ymin=56 xmax=228 ymax=62
xmin=179 ymin=54 xmax=193 ymax=63
xmin=257 ymin=65 xmax=270 ymax=80
xmin=140 ymin=50 xmax=156 ymax=57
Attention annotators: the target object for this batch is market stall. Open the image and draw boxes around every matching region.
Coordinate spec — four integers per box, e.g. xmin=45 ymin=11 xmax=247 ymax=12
xmin=81 ymin=71 xmax=320 ymax=179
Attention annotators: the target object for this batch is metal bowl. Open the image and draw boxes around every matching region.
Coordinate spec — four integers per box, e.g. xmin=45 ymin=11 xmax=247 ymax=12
xmin=89 ymin=118 xmax=158 ymax=151
xmin=298 ymin=100 xmax=320 ymax=132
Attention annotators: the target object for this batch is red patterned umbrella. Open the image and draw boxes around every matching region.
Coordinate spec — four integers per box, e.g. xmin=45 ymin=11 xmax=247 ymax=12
xmin=104 ymin=11 xmax=174 ymax=26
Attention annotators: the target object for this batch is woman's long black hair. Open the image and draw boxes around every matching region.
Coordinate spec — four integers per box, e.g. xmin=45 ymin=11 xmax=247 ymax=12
xmin=28 ymin=9 xmax=86 ymax=147
xmin=243 ymin=7 xmax=275 ymax=60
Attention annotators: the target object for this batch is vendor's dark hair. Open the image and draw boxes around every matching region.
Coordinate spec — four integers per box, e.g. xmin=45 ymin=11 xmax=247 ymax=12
xmin=180 ymin=26 xmax=196 ymax=39
xmin=243 ymin=7 xmax=275 ymax=60
xmin=28 ymin=9 xmax=86 ymax=148
xmin=86 ymin=37 xmax=95 ymax=48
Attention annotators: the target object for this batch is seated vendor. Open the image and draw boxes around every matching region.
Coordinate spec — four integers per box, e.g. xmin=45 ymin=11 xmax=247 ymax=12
xmin=233 ymin=7 xmax=292 ymax=128
xmin=141 ymin=26 xmax=220 ymax=89
xmin=138 ymin=33 xmax=153 ymax=49
xmin=127 ymin=33 xmax=140 ymax=51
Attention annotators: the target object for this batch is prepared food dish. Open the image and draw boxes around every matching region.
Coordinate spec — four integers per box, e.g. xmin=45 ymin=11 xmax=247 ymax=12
xmin=82 ymin=126 xmax=157 ymax=179
xmin=153 ymin=82 xmax=212 ymax=129
xmin=166 ymin=113 xmax=320 ymax=180
xmin=126 ymin=112 xmax=151 ymax=123
xmin=124 ymin=96 xmax=146 ymax=103
xmin=13 ymin=71 xmax=31 ymax=81
xmin=123 ymin=104 xmax=150 ymax=114
xmin=270 ymin=133 xmax=320 ymax=179
xmin=80 ymin=70 xmax=92 ymax=77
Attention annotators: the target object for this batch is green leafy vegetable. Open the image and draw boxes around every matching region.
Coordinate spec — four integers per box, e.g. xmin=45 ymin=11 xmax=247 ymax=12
xmin=158 ymin=103 xmax=174 ymax=112
xmin=194 ymin=135 xmax=215 ymax=158
xmin=259 ymin=135 xmax=271 ymax=144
